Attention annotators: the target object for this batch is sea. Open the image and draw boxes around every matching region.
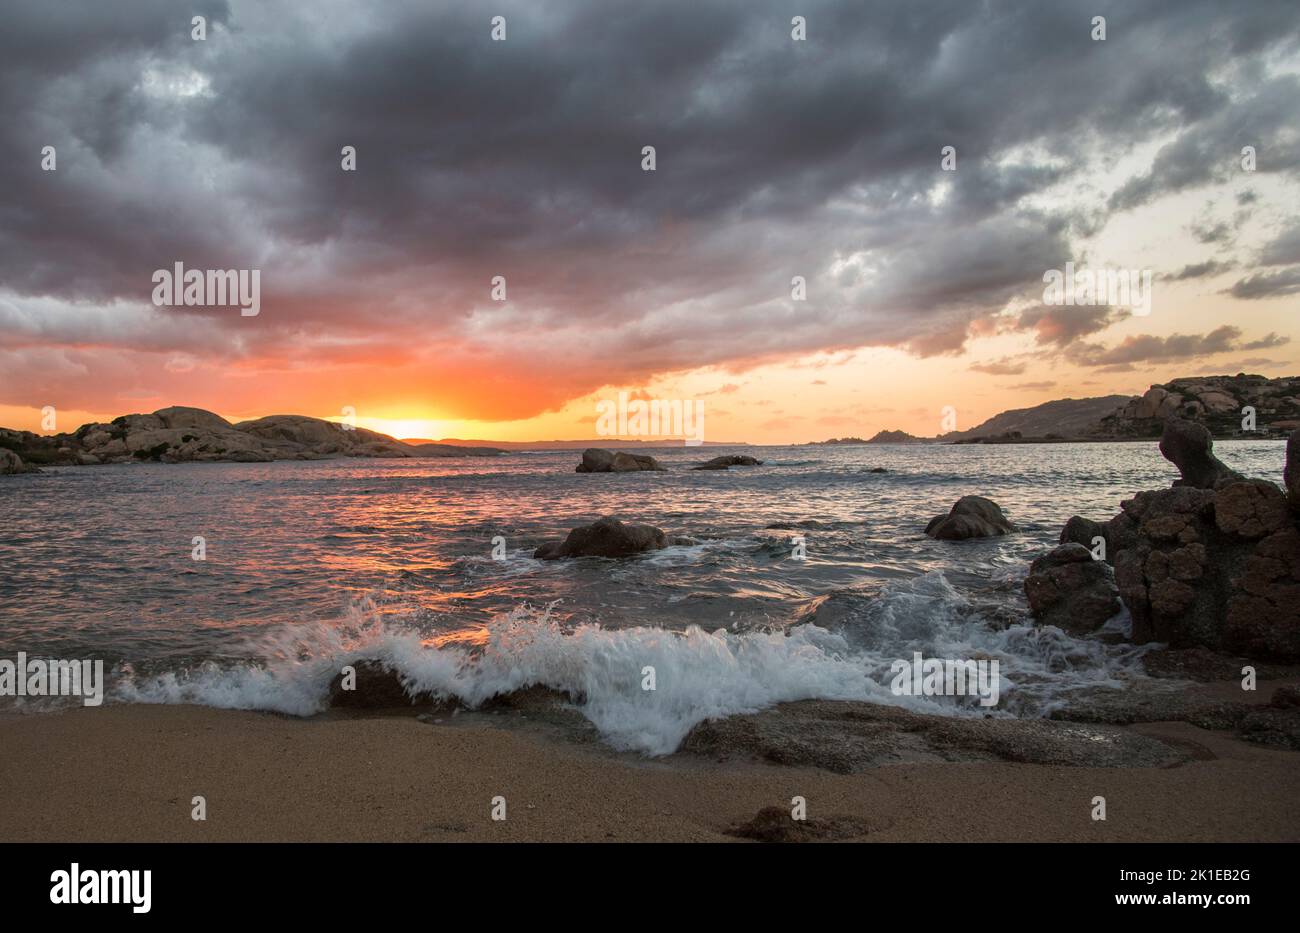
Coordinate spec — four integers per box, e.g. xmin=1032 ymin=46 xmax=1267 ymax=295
xmin=0 ymin=440 xmax=1286 ymax=753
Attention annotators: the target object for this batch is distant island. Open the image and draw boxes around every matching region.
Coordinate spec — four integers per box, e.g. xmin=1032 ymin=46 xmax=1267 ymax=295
xmin=0 ymin=406 xmax=505 ymax=471
xmin=405 ymin=438 xmax=747 ymax=451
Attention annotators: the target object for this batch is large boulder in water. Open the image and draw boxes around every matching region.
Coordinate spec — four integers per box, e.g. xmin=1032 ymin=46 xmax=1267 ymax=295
xmin=691 ymin=455 xmax=763 ymax=470
xmin=925 ymin=496 xmax=1016 ymax=540
xmin=1099 ymin=480 xmax=1300 ymax=660
xmin=1159 ymin=417 xmax=1243 ymax=489
xmin=1024 ymin=543 xmax=1121 ymax=635
xmin=575 ymin=448 xmax=666 ymax=472
xmin=534 ymin=516 xmax=668 ymax=559
xmin=0 ymin=448 xmax=39 ymax=475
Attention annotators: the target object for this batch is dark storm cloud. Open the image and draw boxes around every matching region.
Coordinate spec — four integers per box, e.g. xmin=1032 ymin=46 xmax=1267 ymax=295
xmin=1 ymin=0 xmax=1298 ymax=406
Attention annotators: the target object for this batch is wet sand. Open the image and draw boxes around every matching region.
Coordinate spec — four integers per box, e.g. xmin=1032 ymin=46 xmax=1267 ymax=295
xmin=1 ymin=704 xmax=1297 ymax=842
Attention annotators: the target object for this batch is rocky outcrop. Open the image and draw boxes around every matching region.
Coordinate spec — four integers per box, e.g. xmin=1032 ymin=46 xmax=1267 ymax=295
xmin=1159 ymin=418 xmax=1244 ymax=488
xmin=0 ymin=407 xmax=500 ymax=466
xmin=1094 ymin=373 xmax=1300 ymax=438
xmin=0 ymin=448 xmax=39 ymax=475
xmin=1034 ymin=427 xmax=1300 ymax=661
xmin=691 ymin=455 xmax=763 ymax=470
xmin=924 ymin=496 xmax=1016 ymax=540
xmin=1023 ymin=543 xmax=1121 ymax=634
xmin=534 ymin=516 xmax=669 ymax=559
xmin=574 ymin=448 xmax=666 ymax=473
xmin=235 ymin=415 xmax=413 ymax=459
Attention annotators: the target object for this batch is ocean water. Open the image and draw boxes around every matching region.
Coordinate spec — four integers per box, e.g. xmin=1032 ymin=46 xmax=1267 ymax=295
xmin=0 ymin=441 xmax=1287 ymax=753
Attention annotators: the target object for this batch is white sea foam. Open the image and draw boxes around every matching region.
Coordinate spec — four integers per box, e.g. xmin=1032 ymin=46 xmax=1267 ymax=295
xmin=112 ymin=573 xmax=1150 ymax=755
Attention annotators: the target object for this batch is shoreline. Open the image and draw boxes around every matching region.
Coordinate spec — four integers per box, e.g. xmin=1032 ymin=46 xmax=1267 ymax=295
xmin=2 ymin=695 xmax=1297 ymax=843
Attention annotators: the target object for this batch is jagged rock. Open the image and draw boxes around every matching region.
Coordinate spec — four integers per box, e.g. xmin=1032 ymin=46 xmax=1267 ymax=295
xmin=1079 ymin=459 xmax=1300 ymax=660
xmin=691 ymin=455 xmax=763 ymax=470
xmin=574 ymin=448 xmax=666 ymax=472
xmin=924 ymin=496 xmax=1016 ymax=540
xmin=0 ymin=448 xmax=39 ymax=475
xmin=1024 ymin=543 xmax=1121 ymax=634
xmin=1215 ymin=480 xmax=1290 ymax=538
xmin=1159 ymin=418 xmax=1244 ymax=489
xmin=533 ymin=516 xmax=668 ymax=559
xmin=1094 ymin=375 xmax=1300 ymax=439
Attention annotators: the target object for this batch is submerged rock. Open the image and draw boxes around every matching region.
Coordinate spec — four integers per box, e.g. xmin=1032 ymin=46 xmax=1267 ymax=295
xmin=924 ymin=496 xmax=1016 ymax=540
xmin=1024 ymin=543 xmax=1121 ymax=635
xmin=534 ymin=516 xmax=668 ymax=559
xmin=691 ymin=455 xmax=763 ymax=470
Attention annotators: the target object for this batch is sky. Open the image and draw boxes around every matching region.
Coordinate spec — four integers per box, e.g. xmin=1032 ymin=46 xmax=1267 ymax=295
xmin=1 ymin=0 xmax=1298 ymax=445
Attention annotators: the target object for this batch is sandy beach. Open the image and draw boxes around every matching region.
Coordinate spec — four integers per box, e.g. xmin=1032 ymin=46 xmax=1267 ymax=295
xmin=2 ymin=700 xmax=1297 ymax=843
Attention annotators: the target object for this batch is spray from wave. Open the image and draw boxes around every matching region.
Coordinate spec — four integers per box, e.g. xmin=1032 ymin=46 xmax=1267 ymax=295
xmin=112 ymin=571 xmax=1152 ymax=755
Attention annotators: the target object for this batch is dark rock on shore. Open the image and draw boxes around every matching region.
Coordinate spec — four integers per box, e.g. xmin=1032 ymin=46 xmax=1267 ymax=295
xmin=691 ymin=455 xmax=763 ymax=470
xmin=574 ymin=448 xmax=666 ymax=472
xmin=724 ymin=806 xmax=877 ymax=842
xmin=1024 ymin=543 xmax=1121 ymax=634
xmin=679 ymin=700 xmax=1189 ymax=771
xmin=1140 ymin=647 xmax=1300 ymax=682
xmin=327 ymin=661 xmax=442 ymax=709
xmin=1032 ymin=426 xmax=1300 ymax=661
xmin=534 ymin=516 xmax=668 ymax=559
xmin=924 ymin=496 xmax=1016 ymax=540
xmin=1236 ymin=708 xmax=1300 ymax=749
